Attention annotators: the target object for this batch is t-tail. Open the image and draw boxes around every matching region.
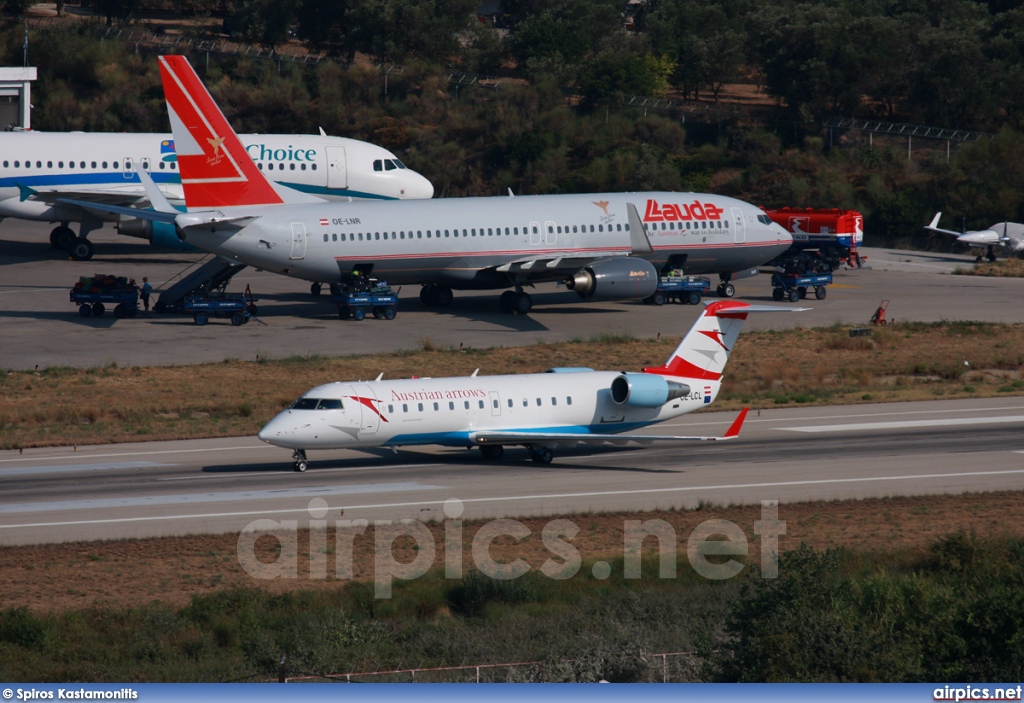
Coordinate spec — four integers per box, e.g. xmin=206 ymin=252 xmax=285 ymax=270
xmin=643 ymin=301 xmax=799 ymax=404
xmin=158 ymin=55 xmax=316 ymax=210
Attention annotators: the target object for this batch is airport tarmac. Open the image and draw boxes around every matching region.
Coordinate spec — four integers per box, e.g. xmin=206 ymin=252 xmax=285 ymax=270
xmin=3 ymin=220 xmax=1024 ymax=370
xmin=2 ymin=397 xmax=1023 ymax=545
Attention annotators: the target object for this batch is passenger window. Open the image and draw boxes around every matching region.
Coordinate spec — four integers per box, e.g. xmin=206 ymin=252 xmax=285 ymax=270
xmin=402 ymin=404 xmax=408 ymax=412
xmin=548 ymin=226 xmax=553 ymax=233
xmin=522 ymin=399 xmax=527 ymax=407
xmin=479 ymin=400 xmax=485 ymax=409
xmin=492 ymin=399 xmax=498 ymax=409
xmin=91 ymin=161 xmax=96 ymax=168
xmin=433 ymin=402 xmax=439 ymax=411
xmin=268 ymin=163 xmax=274 ymax=170
xmin=599 ymin=225 xmax=603 ymax=232
xmin=567 ymin=397 xmax=572 ymax=405
xmin=301 ymin=164 xmax=306 ymax=170
xmin=573 ymin=225 xmax=577 ymax=233
xmin=507 ymin=399 xmax=513 ymax=408
xmin=332 ymin=233 xmax=337 ymax=241
xmin=536 ymin=398 xmax=541 ymax=406
xmin=449 ymin=402 xmax=455 ymax=410
xmin=311 ymin=164 xmax=316 ymax=170
xmin=388 ymin=405 xmax=394 ymax=413
xmin=418 ymin=403 xmax=423 ymax=411
xmin=551 ymin=397 xmax=557 ymax=406
xmin=159 ymin=163 xmax=165 ymax=169
xmin=514 ymin=227 xmax=518 ymax=235
xmin=290 ymin=163 xmax=295 ymax=170
xmin=464 ymin=401 xmax=470 ymax=409
xmin=80 ymin=161 xmax=85 ymax=168
xmin=323 ymin=234 xmax=328 ymax=242
xmin=384 ymin=232 xmax=388 ymax=240
xmin=375 ymin=233 xmax=380 ymax=240
xmin=49 ymin=161 xmax=53 ymax=168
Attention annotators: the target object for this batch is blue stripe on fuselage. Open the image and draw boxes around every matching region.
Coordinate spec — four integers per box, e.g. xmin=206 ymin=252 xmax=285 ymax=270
xmin=384 ymin=422 xmax=654 ymax=447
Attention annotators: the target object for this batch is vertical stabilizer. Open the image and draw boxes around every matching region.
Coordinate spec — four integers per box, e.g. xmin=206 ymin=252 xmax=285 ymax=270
xmin=644 ymin=301 xmax=803 ymax=383
xmin=158 ymin=55 xmax=285 ymax=209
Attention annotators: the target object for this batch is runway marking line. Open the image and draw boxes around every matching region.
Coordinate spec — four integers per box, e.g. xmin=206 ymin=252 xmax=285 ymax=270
xmin=780 ymin=415 xmax=1024 ymax=433
xmin=2 ymin=468 xmax=1023 ymax=531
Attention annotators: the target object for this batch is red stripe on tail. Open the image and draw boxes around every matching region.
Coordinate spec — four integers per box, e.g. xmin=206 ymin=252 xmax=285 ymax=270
xmin=158 ymin=55 xmax=283 ymax=208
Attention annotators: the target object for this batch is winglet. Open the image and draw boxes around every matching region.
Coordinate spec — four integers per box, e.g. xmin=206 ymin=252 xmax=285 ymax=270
xmin=133 ymin=162 xmax=177 ymax=214
xmin=723 ymin=407 xmax=749 ymax=439
xmin=626 ymin=203 xmax=654 ymax=255
xmin=15 ymin=182 xmax=37 ymax=202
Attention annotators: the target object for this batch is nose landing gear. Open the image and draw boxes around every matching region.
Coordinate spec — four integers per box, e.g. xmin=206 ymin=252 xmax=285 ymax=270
xmin=292 ymin=449 xmax=308 ymax=472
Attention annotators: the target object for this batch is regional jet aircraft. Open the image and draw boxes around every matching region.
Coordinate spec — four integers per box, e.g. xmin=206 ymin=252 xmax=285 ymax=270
xmin=0 ymin=129 xmax=433 ymax=260
xmin=259 ymin=300 xmax=802 ymax=470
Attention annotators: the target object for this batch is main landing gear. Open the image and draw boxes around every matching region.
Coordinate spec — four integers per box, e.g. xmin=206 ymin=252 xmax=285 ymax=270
xmin=420 ymin=283 xmax=454 ymax=308
xmin=498 ymin=287 xmax=532 ymax=315
xmin=50 ymin=215 xmax=103 ymax=261
xmin=975 ymin=246 xmax=998 ymax=263
xmin=292 ymin=449 xmax=308 ymax=472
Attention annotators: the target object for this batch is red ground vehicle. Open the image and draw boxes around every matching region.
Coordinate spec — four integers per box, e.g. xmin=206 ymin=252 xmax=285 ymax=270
xmin=765 ymin=207 xmax=864 ymax=271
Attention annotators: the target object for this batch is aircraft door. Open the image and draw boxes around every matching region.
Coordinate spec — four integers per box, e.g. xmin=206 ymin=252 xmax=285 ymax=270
xmin=290 ymin=223 xmax=307 ymax=260
xmin=350 ymin=384 xmax=380 ymax=434
xmin=731 ymin=207 xmax=746 ymax=243
xmin=544 ymin=220 xmax=557 ymax=245
xmin=529 ymin=221 xmax=542 ymax=246
xmin=488 ymin=391 xmax=501 ymax=417
xmin=326 ymin=146 xmax=347 ymax=190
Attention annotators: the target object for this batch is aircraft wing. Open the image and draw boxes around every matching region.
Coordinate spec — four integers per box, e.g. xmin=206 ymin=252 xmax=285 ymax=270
xmin=489 ymin=251 xmax=629 ymax=274
xmin=470 ymin=409 xmax=749 ymax=447
xmin=15 ymin=182 xmax=178 ymax=208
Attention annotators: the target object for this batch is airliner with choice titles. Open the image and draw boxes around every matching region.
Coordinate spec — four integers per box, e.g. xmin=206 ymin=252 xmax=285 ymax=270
xmin=0 ymin=129 xmax=434 ymax=260
xmin=71 ymin=55 xmax=793 ymax=314
xmin=259 ymin=299 xmax=802 ymax=470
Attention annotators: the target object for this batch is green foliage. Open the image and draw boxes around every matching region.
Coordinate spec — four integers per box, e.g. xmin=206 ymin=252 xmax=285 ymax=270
xmin=445 ymin=569 xmax=536 ymax=617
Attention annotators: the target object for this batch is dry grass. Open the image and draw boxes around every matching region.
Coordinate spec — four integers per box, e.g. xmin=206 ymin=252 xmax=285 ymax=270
xmin=2 ymin=490 xmax=1022 ymax=613
xmin=3 ymin=321 xmax=1024 ymax=449
xmin=953 ymin=258 xmax=1024 ymax=277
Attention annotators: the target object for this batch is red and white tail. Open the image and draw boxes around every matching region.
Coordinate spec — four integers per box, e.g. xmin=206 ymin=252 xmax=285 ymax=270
xmin=644 ymin=301 xmax=799 ymax=384
xmin=158 ymin=55 xmax=287 ymax=210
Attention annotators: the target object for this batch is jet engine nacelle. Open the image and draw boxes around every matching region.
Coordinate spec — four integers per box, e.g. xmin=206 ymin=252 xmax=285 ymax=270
xmin=565 ymin=258 xmax=658 ymax=301
xmin=611 ymin=373 xmax=690 ymax=408
xmin=117 ymin=217 xmax=196 ymax=252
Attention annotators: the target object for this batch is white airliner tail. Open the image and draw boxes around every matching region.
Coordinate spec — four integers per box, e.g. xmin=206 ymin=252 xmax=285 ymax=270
xmin=644 ymin=301 xmax=803 ymax=385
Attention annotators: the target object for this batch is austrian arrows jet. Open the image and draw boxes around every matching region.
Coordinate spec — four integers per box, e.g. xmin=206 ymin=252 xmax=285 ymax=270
xmin=81 ymin=55 xmax=791 ymax=314
xmin=0 ymin=130 xmax=433 ymax=260
xmin=259 ymin=300 xmax=802 ymax=470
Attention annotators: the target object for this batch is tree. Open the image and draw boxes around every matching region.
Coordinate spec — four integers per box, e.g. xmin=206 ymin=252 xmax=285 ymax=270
xmin=233 ymin=0 xmax=298 ymax=49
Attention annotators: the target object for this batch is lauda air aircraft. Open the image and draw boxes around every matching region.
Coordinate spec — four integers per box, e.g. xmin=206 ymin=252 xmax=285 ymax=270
xmin=259 ymin=300 xmax=801 ymax=470
xmin=83 ymin=55 xmax=791 ymax=314
xmin=0 ymin=128 xmax=433 ymax=261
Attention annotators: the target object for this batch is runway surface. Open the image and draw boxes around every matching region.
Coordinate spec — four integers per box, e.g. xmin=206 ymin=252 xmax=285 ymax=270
xmin=2 ymin=397 xmax=1023 ymax=545
xmin=3 ymin=221 xmax=1024 ymax=370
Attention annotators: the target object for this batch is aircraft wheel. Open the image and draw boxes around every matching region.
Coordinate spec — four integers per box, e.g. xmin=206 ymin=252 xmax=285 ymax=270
xmin=352 ymin=307 xmax=366 ymax=321
xmin=687 ymin=291 xmax=701 ymax=305
xmin=718 ymin=283 xmax=736 ymax=298
xmin=383 ymin=307 xmax=396 ymax=320
xmin=91 ymin=302 xmax=105 ymax=317
xmin=52 ymin=226 xmax=75 ymax=250
xmin=79 ymin=304 xmax=92 ymax=318
xmin=420 ymin=284 xmax=435 ymax=306
xmin=294 ymin=459 xmax=308 ymax=472
xmin=480 ymin=445 xmax=504 ymax=460
xmin=530 ymin=447 xmax=553 ymax=464
xmin=788 ymin=289 xmax=800 ymax=303
xmin=310 ymin=282 xmax=322 ymax=296
xmin=433 ymin=285 xmax=454 ymax=308
xmin=70 ymin=238 xmax=95 ymax=261
xmin=815 ymin=286 xmax=827 ymax=300
xmin=193 ymin=312 xmax=208 ymax=326
xmin=514 ymin=291 xmax=532 ymax=315
xmin=499 ymin=290 xmax=516 ymax=314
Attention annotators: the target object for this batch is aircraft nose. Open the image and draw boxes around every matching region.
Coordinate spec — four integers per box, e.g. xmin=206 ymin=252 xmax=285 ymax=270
xmin=404 ymin=173 xmax=434 ymax=200
xmin=257 ymin=413 xmax=289 ymax=445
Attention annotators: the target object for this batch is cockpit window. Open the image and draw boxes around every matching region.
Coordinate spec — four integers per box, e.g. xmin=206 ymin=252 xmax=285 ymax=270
xmin=757 ymin=214 xmax=772 ymax=225
xmin=393 ymin=159 xmax=407 ymax=169
xmin=384 ymin=160 xmax=397 ymax=171
xmin=373 ymin=159 xmax=383 ymax=172
xmin=291 ymin=398 xmax=343 ymax=410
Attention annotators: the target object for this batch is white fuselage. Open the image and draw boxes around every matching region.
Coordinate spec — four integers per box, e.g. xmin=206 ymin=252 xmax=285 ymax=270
xmin=0 ymin=131 xmax=434 ymax=226
xmin=186 ymin=191 xmax=792 ymax=288
xmin=258 ymin=371 xmax=713 ymax=450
